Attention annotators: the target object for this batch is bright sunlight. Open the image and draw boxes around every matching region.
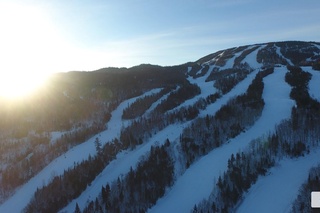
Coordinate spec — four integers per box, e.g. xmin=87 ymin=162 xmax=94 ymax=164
xmin=0 ymin=2 xmax=66 ymax=99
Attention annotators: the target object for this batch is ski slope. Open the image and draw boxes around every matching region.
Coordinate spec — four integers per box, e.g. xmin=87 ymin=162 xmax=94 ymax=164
xmin=2 ymin=42 xmax=319 ymax=213
xmin=199 ymin=68 xmax=260 ymax=117
xmin=304 ymin=67 xmax=320 ymax=102
xmin=0 ymin=88 xmax=161 ymax=213
xmin=237 ymin=147 xmax=320 ymax=213
xmin=61 ymin=65 xmax=258 ymax=212
xmin=60 ymin=123 xmax=189 ymax=212
xmin=61 ymin=60 xmax=264 ymax=212
xmin=241 ymin=45 xmax=265 ymax=69
xmin=148 ymin=67 xmax=294 ymax=213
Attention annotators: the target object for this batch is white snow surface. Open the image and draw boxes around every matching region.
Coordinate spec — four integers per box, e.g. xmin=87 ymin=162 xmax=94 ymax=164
xmin=167 ymin=65 xmax=217 ymax=113
xmin=61 ymin=65 xmax=261 ymax=212
xmin=148 ymin=67 xmax=294 ymax=213
xmin=304 ymin=67 xmax=320 ymax=102
xmin=62 ymin=64 xmax=259 ymax=212
xmin=0 ymin=88 xmax=162 ymax=213
xmin=145 ymin=87 xmax=179 ymax=115
xmin=200 ymin=68 xmax=259 ymax=117
xmin=237 ymin=148 xmax=320 ymax=213
xmin=3 ymin=61 xmax=315 ymax=213
xmin=61 ymin=123 xmax=189 ymax=212
xmin=241 ymin=45 xmax=265 ymax=69
xmin=221 ymin=47 xmax=248 ymax=70
xmin=275 ymin=44 xmax=293 ymax=65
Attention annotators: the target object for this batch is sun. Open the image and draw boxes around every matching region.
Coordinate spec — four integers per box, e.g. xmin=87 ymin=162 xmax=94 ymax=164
xmin=0 ymin=72 xmax=49 ymax=99
xmin=0 ymin=2 xmax=67 ymax=99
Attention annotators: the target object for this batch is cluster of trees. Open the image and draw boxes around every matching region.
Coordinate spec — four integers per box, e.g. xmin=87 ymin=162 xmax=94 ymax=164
xmin=180 ymin=68 xmax=272 ymax=167
xmin=122 ymin=88 xmax=171 ymax=120
xmin=0 ymin=120 xmax=107 ymax=202
xmin=213 ymin=46 xmax=249 ymax=67
xmin=277 ymin=41 xmax=319 ymax=65
xmin=285 ymin=65 xmax=319 ymax=110
xmin=154 ymin=82 xmax=201 ymax=113
xmin=233 ymin=46 xmax=260 ymax=67
xmin=81 ymin=140 xmax=174 ymax=213
xmin=194 ymin=138 xmax=277 ymax=213
xmin=214 ymin=67 xmax=252 ymax=94
xmin=312 ymin=61 xmax=320 ymax=70
xmin=195 ymin=104 xmax=320 ymax=213
xmin=0 ymin=134 xmax=50 ymax=200
xmin=193 ymin=66 xmax=320 ymax=213
xmin=23 ymin=71 xmax=218 ymax=212
xmin=256 ymin=43 xmax=288 ymax=66
xmin=291 ymin=164 xmax=320 ymax=213
xmin=120 ymin=92 xmax=221 ymax=150
xmin=0 ymin=63 xmax=188 ymax=203
xmin=24 ymin=138 xmax=122 ymax=213
xmin=188 ymin=64 xmax=210 ymax=78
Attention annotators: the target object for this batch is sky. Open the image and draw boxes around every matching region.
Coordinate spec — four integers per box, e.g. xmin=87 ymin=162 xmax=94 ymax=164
xmin=0 ymin=0 xmax=320 ymax=75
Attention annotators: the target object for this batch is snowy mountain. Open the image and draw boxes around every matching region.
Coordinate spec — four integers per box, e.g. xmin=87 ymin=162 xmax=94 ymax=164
xmin=0 ymin=41 xmax=320 ymax=213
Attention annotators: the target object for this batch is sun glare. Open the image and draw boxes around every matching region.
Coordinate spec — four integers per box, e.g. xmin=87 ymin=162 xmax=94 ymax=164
xmin=0 ymin=72 xmax=49 ymax=99
xmin=0 ymin=2 xmax=67 ymax=99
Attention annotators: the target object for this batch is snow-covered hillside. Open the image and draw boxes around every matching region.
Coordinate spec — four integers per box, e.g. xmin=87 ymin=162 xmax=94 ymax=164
xmin=1 ymin=41 xmax=320 ymax=213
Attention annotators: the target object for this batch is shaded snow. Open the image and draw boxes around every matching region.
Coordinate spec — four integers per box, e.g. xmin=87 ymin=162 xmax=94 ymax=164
xmin=241 ymin=45 xmax=265 ymax=69
xmin=237 ymin=148 xmax=320 ymax=213
xmin=275 ymin=45 xmax=293 ymax=65
xmin=148 ymin=66 xmax=294 ymax=213
xmin=221 ymin=48 xmax=248 ymax=69
xmin=304 ymin=67 xmax=320 ymax=102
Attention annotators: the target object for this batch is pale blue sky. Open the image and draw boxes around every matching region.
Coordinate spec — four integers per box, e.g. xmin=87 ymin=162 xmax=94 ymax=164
xmin=1 ymin=0 xmax=320 ymax=73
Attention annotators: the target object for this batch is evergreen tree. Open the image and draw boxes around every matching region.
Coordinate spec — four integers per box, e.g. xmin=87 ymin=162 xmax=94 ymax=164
xmin=74 ymin=203 xmax=81 ymax=213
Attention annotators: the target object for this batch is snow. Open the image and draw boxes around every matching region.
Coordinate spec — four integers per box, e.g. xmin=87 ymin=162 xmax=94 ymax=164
xmin=60 ymin=123 xmax=190 ymax=212
xmin=60 ymin=64 xmax=260 ymax=212
xmin=202 ymin=51 xmax=224 ymax=65
xmin=1 ymin=51 xmax=314 ymax=213
xmin=61 ymin=63 xmax=276 ymax=212
xmin=0 ymin=88 xmax=162 ymax=213
xmin=167 ymin=66 xmax=217 ymax=113
xmin=237 ymin=148 xmax=320 ymax=213
xmin=304 ymin=67 xmax=320 ymax=102
xmin=148 ymin=66 xmax=294 ymax=213
xmin=275 ymin=44 xmax=293 ymax=65
xmin=313 ymin=43 xmax=320 ymax=50
xmin=200 ymin=68 xmax=260 ymax=117
xmin=241 ymin=45 xmax=265 ymax=69
xmin=221 ymin=48 xmax=248 ymax=69
xmin=145 ymin=87 xmax=179 ymax=115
